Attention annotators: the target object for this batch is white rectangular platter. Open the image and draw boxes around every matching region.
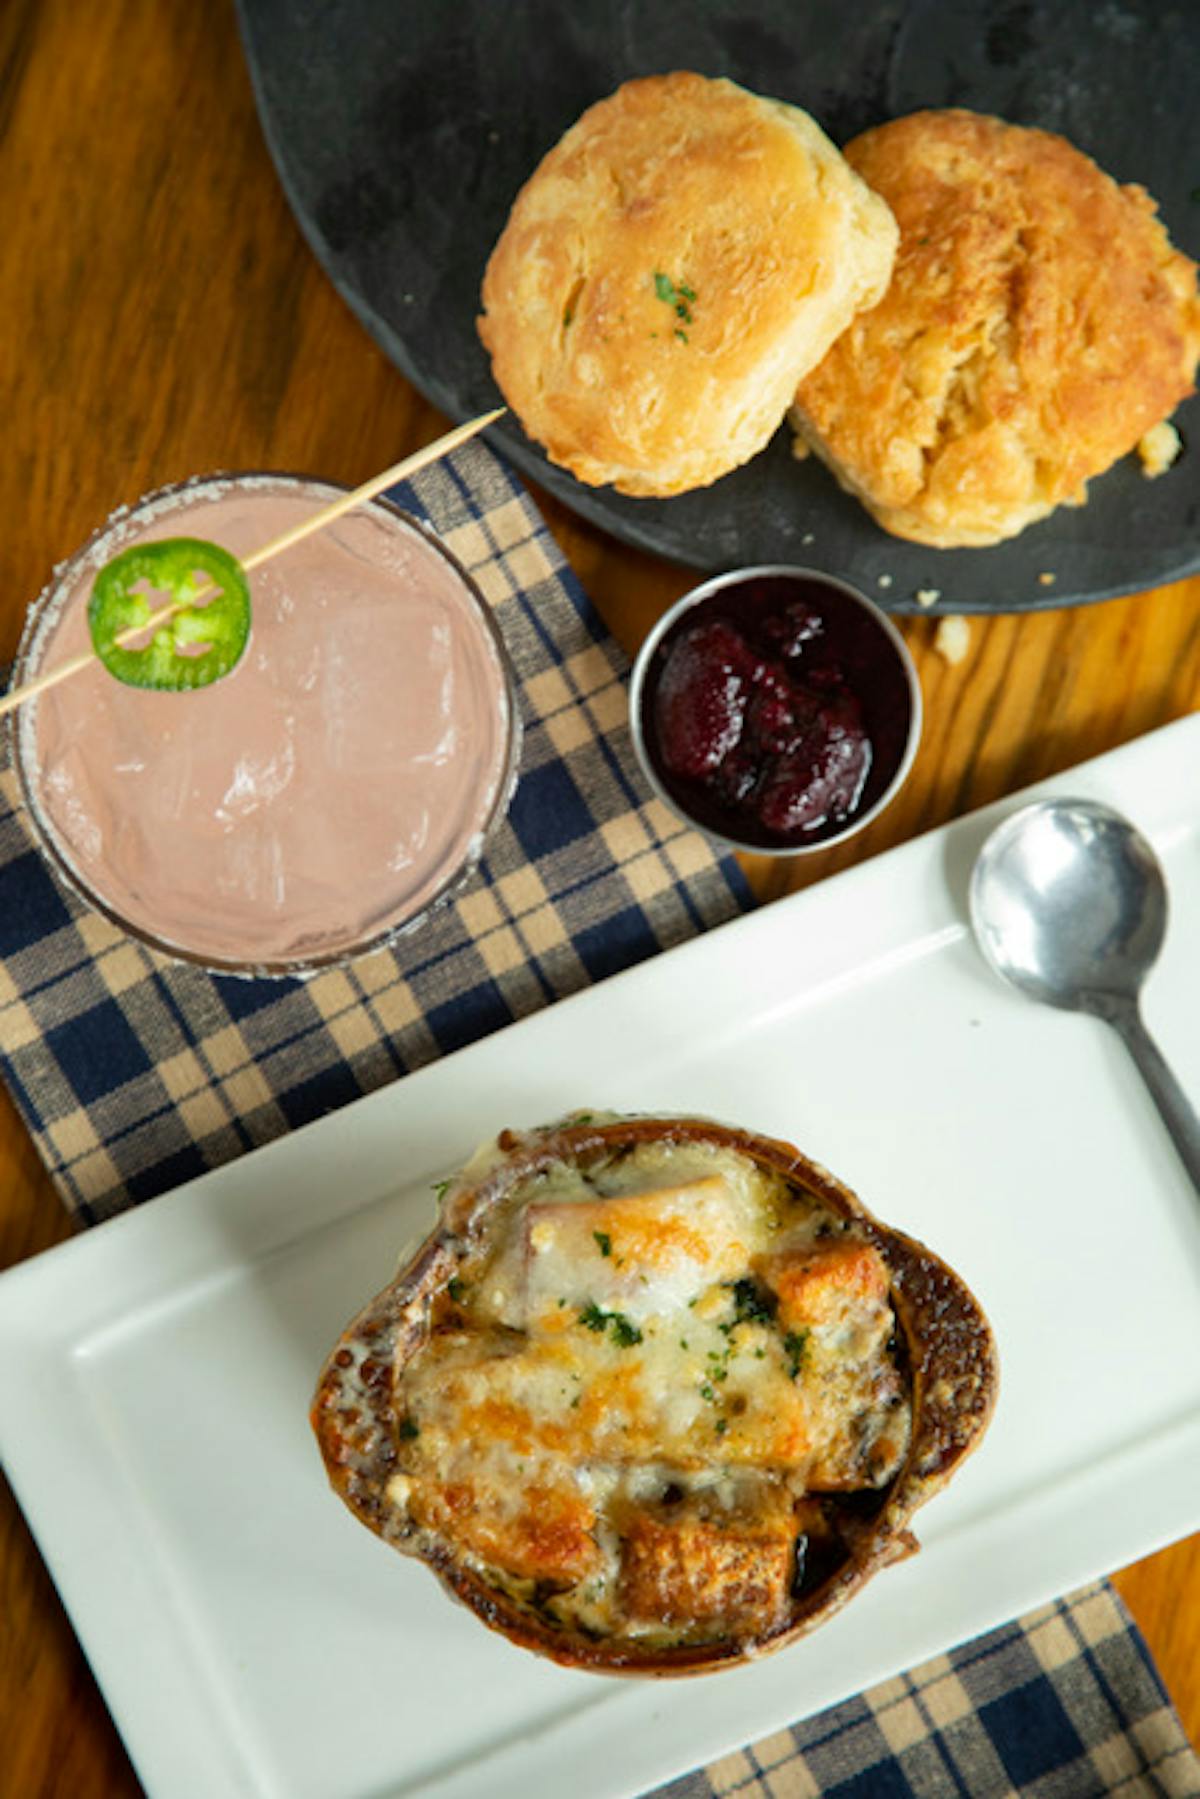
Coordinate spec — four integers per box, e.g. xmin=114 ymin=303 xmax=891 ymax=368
xmin=2 ymin=715 xmax=1199 ymax=1799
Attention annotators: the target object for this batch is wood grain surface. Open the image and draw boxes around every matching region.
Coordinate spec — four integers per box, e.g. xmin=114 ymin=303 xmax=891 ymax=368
xmin=0 ymin=3 xmax=1197 ymax=1793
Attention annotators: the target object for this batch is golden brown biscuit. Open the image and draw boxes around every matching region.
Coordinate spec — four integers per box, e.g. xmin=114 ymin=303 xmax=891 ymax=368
xmin=478 ymin=72 xmax=897 ymax=497
xmin=790 ymin=110 xmax=1200 ymax=547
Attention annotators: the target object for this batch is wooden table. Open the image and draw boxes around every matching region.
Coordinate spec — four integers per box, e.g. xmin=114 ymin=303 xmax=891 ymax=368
xmin=1 ymin=3 xmax=1197 ymax=1791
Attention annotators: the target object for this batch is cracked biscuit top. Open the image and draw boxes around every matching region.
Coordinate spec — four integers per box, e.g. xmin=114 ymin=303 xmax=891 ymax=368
xmin=477 ymin=71 xmax=897 ymax=497
xmin=790 ymin=108 xmax=1200 ymax=547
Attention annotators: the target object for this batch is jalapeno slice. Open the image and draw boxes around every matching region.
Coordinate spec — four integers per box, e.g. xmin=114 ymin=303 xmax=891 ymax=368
xmin=88 ymin=537 xmax=251 ymax=691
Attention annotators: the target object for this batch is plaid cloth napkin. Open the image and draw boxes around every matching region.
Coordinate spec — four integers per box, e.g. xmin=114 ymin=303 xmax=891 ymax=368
xmin=0 ymin=440 xmax=1195 ymax=1797
xmin=651 ymin=1582 xmax=1199 ymax=1799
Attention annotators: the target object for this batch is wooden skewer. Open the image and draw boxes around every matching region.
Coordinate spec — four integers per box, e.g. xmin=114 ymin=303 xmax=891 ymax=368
xmin=0 ymin=407 xmax=506 ymax=722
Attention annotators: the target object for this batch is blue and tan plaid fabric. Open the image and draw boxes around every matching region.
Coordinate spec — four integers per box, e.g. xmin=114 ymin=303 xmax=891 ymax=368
xmin=0 ymin=442 xmax=1195 ymax=1796
xmin=652 ymin=1582 xmax=1199 ymax=1799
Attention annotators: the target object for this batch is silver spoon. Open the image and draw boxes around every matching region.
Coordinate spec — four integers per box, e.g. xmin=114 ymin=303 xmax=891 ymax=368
xmin=969 ymin=797 xmax=1200 ymax=1193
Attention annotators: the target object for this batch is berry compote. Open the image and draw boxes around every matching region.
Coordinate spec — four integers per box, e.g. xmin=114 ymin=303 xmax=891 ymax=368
xmin=637 ymin=571 xmax=917 ymax=851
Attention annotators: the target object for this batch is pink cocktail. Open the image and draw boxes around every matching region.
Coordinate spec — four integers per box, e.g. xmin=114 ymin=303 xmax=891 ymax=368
xmin=13 ymin=474 xmax=520 ymax=974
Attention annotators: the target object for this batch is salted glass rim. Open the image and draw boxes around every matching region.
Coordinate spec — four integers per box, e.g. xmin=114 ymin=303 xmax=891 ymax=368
xmin=10 ymin=470 xmax=523 ymax=978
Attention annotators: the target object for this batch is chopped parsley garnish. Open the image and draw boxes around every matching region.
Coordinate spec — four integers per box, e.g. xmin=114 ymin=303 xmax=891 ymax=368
xmin=783 ymin=1329 xmax=809 ymax=1379
xmin=727 ymin=1277 xmax=776 ymax=1328
xmin=652 ymin=270 xmax=697 ymax=331
xmin=398 ymin=1415 xmax=420 ymax=1441
xmin=714 ymin=1417 xmax=729 ymax=1435
xmin=593 ymin=1230 xmax=613 ymax=1258
xmin=579 ymin=1302 xmax=642 ymax=1347
xmin=430 ymin=1178 xmax=451 ymax=1201
xmin=699 ymin=1382 xmax=715 ymax=1403
xmin=446 ymin=1276 xmax=468 ymax=1304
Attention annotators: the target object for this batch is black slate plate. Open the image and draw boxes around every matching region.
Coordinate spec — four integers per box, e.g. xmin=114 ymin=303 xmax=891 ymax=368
xmin=236 ymin=0 xmax=1200 ymax=614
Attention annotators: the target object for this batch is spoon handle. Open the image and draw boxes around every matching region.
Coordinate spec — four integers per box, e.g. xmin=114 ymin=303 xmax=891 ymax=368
xmin=1108 ymin=1002 xmax=1200 ymax=1195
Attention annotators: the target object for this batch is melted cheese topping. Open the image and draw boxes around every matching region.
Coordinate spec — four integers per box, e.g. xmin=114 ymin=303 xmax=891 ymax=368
xmin=390 ymin=1136 xmax=910 ymax=1645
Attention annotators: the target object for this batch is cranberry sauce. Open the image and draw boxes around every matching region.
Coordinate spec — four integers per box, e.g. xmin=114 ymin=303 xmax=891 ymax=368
xmin=641 ymin=574 xmax=914 ymax=850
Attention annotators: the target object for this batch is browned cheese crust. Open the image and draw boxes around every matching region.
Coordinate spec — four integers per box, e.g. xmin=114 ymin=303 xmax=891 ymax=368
xmin=478 ymin=72 xmax=897 ymax=496
xmin=312 ymin=1115 xmax=998 ymax=1676
xmin=790 ymin=109 xmax=1200 ymax=547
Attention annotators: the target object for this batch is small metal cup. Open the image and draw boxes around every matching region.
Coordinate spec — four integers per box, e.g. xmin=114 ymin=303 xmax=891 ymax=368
xmin=628 ymin=564 xmax=922 ymax=855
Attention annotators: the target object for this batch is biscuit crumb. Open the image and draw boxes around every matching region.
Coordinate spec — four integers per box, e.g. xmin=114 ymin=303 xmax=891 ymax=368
xmin=385 ymin=1474 xmax=413 ymax=1511
xmin=934 ymin=616 xmax=970 ymax=665
xmin=801 ymin=532 xmax=815 ymax=545
xmin=790 ymin=433 xmax=812 ymax=462
xmin=1137 ymin=420 xmax=1182 ymax=478
xmin=915 ymin=587 xmax=941 ymax=608
xmin=1038 ymin=572 xmax=1057 ymax=586
xmin=877 ymin=574 xmax=893 ymax=589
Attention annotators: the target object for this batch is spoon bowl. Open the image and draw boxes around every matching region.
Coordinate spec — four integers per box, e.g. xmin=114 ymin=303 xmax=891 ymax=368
xmin=969 ymin=798 xmax=1167 ymax=1017
xmin=970 ymin=797 xmax=1199 ymax=1193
